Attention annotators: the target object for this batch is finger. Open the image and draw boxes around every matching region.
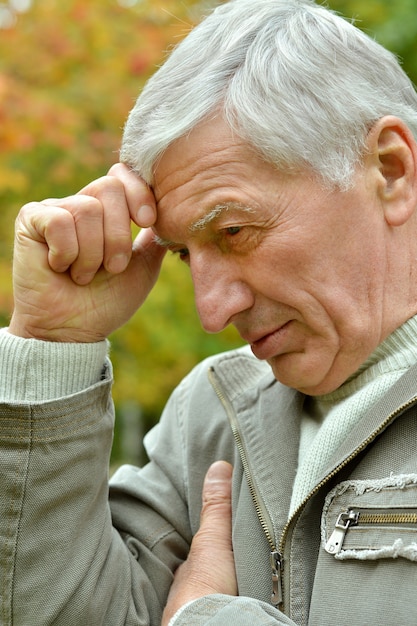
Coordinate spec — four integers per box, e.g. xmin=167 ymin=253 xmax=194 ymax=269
xmin=42 ymin=195 xmax=106 ymax=285
xmin=132 ymin=228 xmax=167 ymax=279
xmin=202 ymin=460 xmax=233 ymax=504
xmin=197 ymin=461 xmax=236 ymax=594
xmin=161 ymin=461 xmax=236 ymax=624
xmin=107 ymin=162 xmax=157 ymax=228
xmin=77 ymin=167 xmax=156 ymax=275
xmin=113 ymin=229 xmax=166 ymax=309
xmin=77 ymin=176 xmax=133 ymax=276
xmin=17 ymin=201 xmax=79 ymax=273
xmin=194 ymin=461 xmax=234 ymax=562
xmin=200 ymin=461 xmax=233 ymax=537
xmin=167 ymin=462 xmax=234 ymax=573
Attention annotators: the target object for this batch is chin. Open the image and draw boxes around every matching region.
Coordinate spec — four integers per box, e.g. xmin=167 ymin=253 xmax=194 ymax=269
xmin=268 ymin=358 xmax=338 ymax=396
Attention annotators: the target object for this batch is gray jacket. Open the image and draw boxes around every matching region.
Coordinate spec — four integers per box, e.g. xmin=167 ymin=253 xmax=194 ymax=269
xmin=1 ymin=345 xmax=417 ymax=625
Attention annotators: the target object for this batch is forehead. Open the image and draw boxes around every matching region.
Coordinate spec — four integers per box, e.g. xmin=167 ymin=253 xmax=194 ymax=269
xmin=153 ymin=118 xmax=252 ymax=199
xmin=152 ymin=117 xmax=281 ymax=237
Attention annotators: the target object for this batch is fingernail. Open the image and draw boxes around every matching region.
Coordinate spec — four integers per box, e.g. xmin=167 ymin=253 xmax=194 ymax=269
xmin=108 ymin=253 xmax=129 ymax=274
xmin=136 ymin=204 xmax=155 ymax=226
xmin=73 ymin=272 xmax=96 ymax=286
xmin=206 ymin=461 xmax=233 ymax=482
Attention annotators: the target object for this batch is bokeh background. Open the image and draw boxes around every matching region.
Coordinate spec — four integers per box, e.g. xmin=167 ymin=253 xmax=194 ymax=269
xmin=0 ymin=0 xmax=416 ymax=465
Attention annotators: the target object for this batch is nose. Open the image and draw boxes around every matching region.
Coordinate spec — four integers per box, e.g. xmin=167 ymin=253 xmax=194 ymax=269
xmin=190 ymin=253 xmax=253 ymax=333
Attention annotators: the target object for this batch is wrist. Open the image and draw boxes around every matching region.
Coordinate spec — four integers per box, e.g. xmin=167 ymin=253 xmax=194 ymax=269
xmin=8 ymin=314 xmax=106 ymax=343
xmin=0 ymin=328 xmax=110 ymax=401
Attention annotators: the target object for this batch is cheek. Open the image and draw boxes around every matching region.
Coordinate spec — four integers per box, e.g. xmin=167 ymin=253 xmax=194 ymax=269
xmin=250 ymin=230 xmax=372 ymax=320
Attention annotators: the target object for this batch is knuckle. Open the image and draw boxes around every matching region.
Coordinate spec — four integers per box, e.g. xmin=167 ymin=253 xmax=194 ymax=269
xmin=108 ymin=163 xmax=154 ymax=198
xmin=19 ymin=200 xmax=39 ymax=214
xmin=107 ymin=162 xmax=126 ymax=177
xmin=73 ymin=195 xmax=103 ymax=219
xmin=16 ymin=201 xmax=44 ymax=225
xmin=82 ymin=175 xmax=124 ymax=199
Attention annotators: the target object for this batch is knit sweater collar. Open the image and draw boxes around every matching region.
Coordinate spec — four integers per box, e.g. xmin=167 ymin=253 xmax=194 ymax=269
xmin=316 ymin=314 xmax=417 ymax=405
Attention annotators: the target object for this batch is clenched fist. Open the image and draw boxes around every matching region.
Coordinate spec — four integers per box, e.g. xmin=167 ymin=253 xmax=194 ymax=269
xmin=9 ymin=163 xmax=166 ymax=342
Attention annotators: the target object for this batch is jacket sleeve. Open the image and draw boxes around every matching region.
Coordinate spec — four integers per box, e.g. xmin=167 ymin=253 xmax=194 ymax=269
xmin=171 ymin=595 xmax=299 ymax=625
xmin=0 ymin=331 xmax=303 ymax=625
xmin=0 ymin=331 xmax=191 ymax=625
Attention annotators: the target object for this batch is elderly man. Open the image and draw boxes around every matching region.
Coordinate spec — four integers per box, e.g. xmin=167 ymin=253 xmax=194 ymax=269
xmin=2 ymin=0 xmax=417 ymax=624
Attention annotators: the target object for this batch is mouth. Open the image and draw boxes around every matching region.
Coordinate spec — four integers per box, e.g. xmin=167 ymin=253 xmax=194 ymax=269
xmin=248 ymin=322 xmax=292 ymax=360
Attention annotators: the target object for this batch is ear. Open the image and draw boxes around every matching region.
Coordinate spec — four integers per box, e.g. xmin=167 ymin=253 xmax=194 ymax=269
xmin=365 ymin=116 xmax=417 ymax=227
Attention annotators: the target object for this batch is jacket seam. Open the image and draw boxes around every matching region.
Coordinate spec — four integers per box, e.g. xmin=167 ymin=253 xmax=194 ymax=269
xmin=6 ymin=407 xmax=33 ymax=626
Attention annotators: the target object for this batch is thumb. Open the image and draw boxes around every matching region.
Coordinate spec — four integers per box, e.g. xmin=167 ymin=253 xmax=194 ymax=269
xmin=128 ymin=227 xmax=166 ymax=293
xmin=161 ymin=462 xmax=236 ymax=624
xmin=184 ymin=460 xmax=236 ymax=592
xmin=132 ymin=227 xmax=166 ymax=268
xmin=198 ymin=460 xmax=234 ymax=556
xmin=201 ymin=460 xmax=233 ymax=521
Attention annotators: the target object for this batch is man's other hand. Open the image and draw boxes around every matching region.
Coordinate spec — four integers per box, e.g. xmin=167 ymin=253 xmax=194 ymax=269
xmin=162 ymin=461 xmax=238 ymax=624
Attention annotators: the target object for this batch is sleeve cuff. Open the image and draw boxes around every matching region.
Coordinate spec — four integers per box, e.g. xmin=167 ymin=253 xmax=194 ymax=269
xmin=0 ymin=328 xmax=110 ymax=402
xmin=168 ymin=601 xmax=197 ymax=625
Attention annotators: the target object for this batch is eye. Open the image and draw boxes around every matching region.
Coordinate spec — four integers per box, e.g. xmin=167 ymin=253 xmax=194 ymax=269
xmin=225 ymin=226 xmax=241 ymax=236
xmin=219 ymin=223 xmax=260 ymax=255
xmin=171 ymin=247 xmax=190 ymax=262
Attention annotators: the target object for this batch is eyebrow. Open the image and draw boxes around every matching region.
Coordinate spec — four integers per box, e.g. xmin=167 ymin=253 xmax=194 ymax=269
xmin=154 ymin=202 xmax=255 ymax=248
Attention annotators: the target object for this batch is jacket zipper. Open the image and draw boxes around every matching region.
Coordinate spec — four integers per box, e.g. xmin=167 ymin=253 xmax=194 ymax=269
xmin=208 ymin=367 xmax=417 ymax=611
xmin=208 ymin=368 xmax=283 ymax=606
xmin=325 ymin=508 xmax=417 ymax=555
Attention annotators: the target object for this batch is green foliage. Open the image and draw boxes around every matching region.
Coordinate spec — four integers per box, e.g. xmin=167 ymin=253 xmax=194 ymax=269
xmin=0 ymin=0 xmax=243 ymax=464
xmin=0 ymin=0 xmax=416 ymax=462
xmin=327 ymin=0 xmax=417 ymax=84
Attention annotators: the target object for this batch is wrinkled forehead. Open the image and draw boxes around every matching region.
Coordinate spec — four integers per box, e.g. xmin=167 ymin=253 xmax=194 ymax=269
xmin=153 ymin=118 xmax=245 ymax=186
xmin=150 ymin=114 xmax=332 ymax=246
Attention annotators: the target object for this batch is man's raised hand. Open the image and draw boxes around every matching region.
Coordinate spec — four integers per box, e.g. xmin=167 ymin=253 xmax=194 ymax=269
xmin=9 ymin=164 xmax=166 ymax=342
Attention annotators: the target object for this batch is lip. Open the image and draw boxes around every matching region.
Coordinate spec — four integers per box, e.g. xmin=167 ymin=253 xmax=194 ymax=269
xmin=249 ymin=322 xmax=292 ymax=360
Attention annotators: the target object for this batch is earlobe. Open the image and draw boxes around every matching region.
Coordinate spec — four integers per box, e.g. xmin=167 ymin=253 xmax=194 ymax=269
xmin=366 ymin=116 xmax=417 ymax=227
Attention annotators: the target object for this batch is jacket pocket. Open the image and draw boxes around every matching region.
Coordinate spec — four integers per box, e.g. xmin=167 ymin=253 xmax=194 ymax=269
xmin=322 ymin=474 xmax=417 ymax=561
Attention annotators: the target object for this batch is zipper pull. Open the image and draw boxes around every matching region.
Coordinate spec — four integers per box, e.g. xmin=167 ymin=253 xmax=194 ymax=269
xmin=270 ymin=550 xmax=283 ymax=606
xmin=325 ymin=509 xmax=359 ymax=555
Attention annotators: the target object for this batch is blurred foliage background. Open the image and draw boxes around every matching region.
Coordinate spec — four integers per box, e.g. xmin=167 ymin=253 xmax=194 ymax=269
xmin=0 ymin=0 xmax=416 ymax=464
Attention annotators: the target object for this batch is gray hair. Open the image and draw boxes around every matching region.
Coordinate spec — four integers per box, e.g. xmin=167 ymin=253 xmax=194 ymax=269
xmin=120 ymin=0 xmax=417 ymax=190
